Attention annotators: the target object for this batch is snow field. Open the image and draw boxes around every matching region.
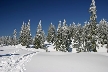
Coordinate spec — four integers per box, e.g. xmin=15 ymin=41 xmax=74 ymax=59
xmin=0 ymin=43 xmax=108 ymax=72
xmin=0 ymin=47 xmax=22 ymax=72
xmin=10 ymin=51 xmax=37 ymax=72
xmin=0 ymin=45 xmax=39 ymax=72
xmin=25 ymin=52 xmax=108 ymax=72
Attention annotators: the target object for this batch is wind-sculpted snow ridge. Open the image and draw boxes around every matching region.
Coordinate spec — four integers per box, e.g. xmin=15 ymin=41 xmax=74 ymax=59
xmin=0 ymin=48 xmax=22 ymax=72
xmin=0 ymin=49 xmax=38 ymax=72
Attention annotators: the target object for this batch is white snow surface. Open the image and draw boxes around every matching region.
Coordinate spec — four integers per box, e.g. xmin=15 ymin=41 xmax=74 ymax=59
xmin=25 ymin=52 xmax=108 ymax=72
xmin=0 ymin=42 xmax=108 ymax=72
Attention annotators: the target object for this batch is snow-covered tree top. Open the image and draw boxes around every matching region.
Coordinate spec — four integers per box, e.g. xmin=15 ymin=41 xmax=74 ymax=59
xmin=37 ymin=20 xmax=42 ymax=31
xmin=23 ymin=21 xmax=24 ymax=25
xmin=25 ymin=23 xmax=26 ymax=27
xmin=29 ymin=19 xmax=30 ymax=22
xmin=27 ymin=19 xmax=31 ymax=31
xmin=61 ymin=19 xmax=69 ymax=31
xmin=36 ymin=20 xmax=44 ymax=35
xmin=52 ymin=25 xmax=55 ymax=28
xmin=73 ymin=22 xmax=75 ymax=25
xmin=69 ymin=24 xmax=71 ymax=27
xmin=64 ymin=19 xmax=66 ymax=23
xmin=63 ymin=19 xmax=66 ymax=26
xmin=89 ymin=0 xmax=97 ymax=20
xmin=77 ymin=23 xmax=81 ymax=26
xmin=39 ymin=20 xmax=41 ymax=25
xmin=58 ymin=21 xmax=61 ymax=26
xmin=57 ymin=21 xmax=62 ymax=31
xmin=84 ymin=21 xmax=87 ymax=24
xmin=51 ymin=22 xmax=52 ymax=25
xmin=13 ymin=29 xmax=17 ymax=36
xmin=28 ymin=20 xmax=30 ymax=25
xmin=99 ymin=18 xmax=107 ymax=26
xmin=91 ymin=0 xmax=95 ymax=6
xmin=87 ymin=22 xmax=90 ymax=25
xmin=59 ymin=21 xmax=61 ymax=23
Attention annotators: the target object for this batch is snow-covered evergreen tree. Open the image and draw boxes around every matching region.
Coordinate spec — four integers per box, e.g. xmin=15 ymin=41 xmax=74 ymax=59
xmin=61 ymin=19 xmax=72 ymax=52
xmin=47 ymin=22 xmax=56 ymax=44
xmin=98 ymin=19 xmax=107 ymax=45
xmin=69 ymin=22 xmax=77 ymax=39
xmin=81 ymin=21 xmax=89 ymax=51
xmin=0 ymin=36 xmax=4 ymax=46
xmin=4 ymin=36 xmax=8 ymax=46
xmin=57 ymin=21 xmax=62 ymax=31
xmin=26 ymin=19 xmax=33 ymax=47
xmin=6 ymin=36 xmax=12 ymax=45
xmin=85 ymin=0 xmax=98 ymax=52
xmin=54 ymin=20 xmax=63 ymax=51
xmin=98 ymin=19 xmax=108 ymax=52
xmin=19 ymin=20 xmax=32 ymax=47
xmin=19 ymin=21 xmax=25 ymax=45
xmin=55 ymin=19 xmax=71 ymax=52
xmin=73 ymin=23 xmax=84 ymax=52
xmin=13 ymin=29 xmax=17 ymax=46
xmin=34 ymin=20 xmax=45 ymax=49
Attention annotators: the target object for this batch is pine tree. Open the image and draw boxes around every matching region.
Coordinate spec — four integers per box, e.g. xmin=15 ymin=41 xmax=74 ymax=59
xmin=73 ymin=23 xmax=84 ymax=52
xmin=8 ymin=36 xmax=11 ymax=45
xmin=98 ymin=19 xmax=107 ymax=45
xmin=98 ymin=19 xmax=108 ymax=52
xmin=19 ymin=20 xmax=32 ymax=46
xmin=86 ymin=0 xmax=98 ymax=52
xmin=81 ymin=21 xmax=88 ymax=51
xmin=13 ymin=29 xmax=17 ymax=46
xmin=61 ymin=19 xmax=72 ymax=52
xmin=34 ymin=20 xmax=45 ymax=49
xmin=1 ymin=36 xmax=4 ymax=46
xmin=55 ymin=19 xmax=72 ymax=52
xmin=19 ymin=21 xmax=25 ymax=45
xmin=54 ymin=20 xmax=62 ymax=51
xmin=47 ymin=22 xmax=56 ymax=44
xmin=26 ymin=19 xmax=33 ymax=47
xmin=69 ymin=22 xmax=76 ymax=39
xmin=4 ymin=36 xmax=8 ymax=46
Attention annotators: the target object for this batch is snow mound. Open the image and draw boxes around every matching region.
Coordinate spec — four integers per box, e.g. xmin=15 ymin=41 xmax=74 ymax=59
xmin=47 ymin=45 xmax=56 ymax=52
xmin=44 ymin=41 xmax=49 ymax=44
xmin=97 ymin=44 xmax=107 ymax=52
xmin=44 ymin=41 xmax=56 ymax=52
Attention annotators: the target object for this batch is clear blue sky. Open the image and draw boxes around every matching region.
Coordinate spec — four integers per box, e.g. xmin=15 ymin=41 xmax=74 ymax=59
xmin=0 ymin=0 xmax=108 ymax=37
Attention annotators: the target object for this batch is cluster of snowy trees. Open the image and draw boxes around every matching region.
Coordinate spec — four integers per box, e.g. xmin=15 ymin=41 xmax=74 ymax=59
xmin=0 ymin=0 xmax=108 ymax=52
xmin=0 ymin=29 xmax=18 ymax=46
xmin=19 ymin=20 xmax=32 ymax=47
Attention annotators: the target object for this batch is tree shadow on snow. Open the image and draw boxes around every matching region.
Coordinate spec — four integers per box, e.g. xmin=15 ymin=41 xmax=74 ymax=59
xmin=0 ymin=50 xmax=4 ymax=51
xmin=45 ymin=44 xmax=51 ymax=46
xmin=44 ymin=44 xmax=51 ymax=47
xmin=0 ymin=54 xmax=20 ymax=57
xmin=68 ymin=48 xmax=72 ymax=52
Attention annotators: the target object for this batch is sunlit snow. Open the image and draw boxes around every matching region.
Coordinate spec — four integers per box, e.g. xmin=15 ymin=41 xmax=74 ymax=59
xmin=0 ymin=41 xmax=108 ymax=72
